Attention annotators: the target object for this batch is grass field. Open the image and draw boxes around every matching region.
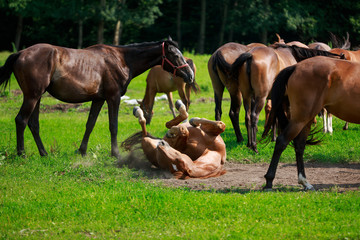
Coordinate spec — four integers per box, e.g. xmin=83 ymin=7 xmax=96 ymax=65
xmin=1 ymin=50 xmax=360 ymax=239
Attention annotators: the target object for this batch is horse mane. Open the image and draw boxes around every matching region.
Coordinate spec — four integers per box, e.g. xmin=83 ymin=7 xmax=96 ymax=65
xmin=121 ymin=131 xmax=160 ymax=151
xmin=271 ymin=43 xmax=344 ymax=62
xmin=112 ymin=39 xmax=179 ymax=49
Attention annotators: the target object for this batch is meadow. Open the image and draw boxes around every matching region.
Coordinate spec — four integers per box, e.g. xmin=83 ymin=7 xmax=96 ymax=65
xmin=1 ymin=50 xmax=360 ymax=239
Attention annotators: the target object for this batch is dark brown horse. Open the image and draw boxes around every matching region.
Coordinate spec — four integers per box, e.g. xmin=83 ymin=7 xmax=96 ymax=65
xmin=262 ymin=56 xmax=360 ymax=190
xmin=229 ymin=44 xmax=342 ymax=152
xmin=208 ymin=42 xmax=265 ymax=143
xmin=138 ymin=57 xmax=199 ymax=124
xmin=0 ymin=39 xmax=194 ymax=158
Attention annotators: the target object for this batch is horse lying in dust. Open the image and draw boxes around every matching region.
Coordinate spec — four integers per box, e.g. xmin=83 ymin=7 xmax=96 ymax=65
xmin=262 ymin=56 xmax=360 ymax=191
xmin=0 ymin=39 xmax=194 ymax=158
xmin=138 ymin=57 xmax=199 ymax=124
xmin=122 ymin=100 xmax=227 ymax=179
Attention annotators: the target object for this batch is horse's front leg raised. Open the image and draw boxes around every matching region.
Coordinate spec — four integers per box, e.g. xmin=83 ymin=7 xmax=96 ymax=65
xmin=79 ymin=100 xmax=105 ymax=156
xmin=107 ymin=97 xmax=121 ymax=158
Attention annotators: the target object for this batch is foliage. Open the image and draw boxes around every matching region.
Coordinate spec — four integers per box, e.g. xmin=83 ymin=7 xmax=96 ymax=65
xmin=1 ymin=0 xmax=360 ymax=52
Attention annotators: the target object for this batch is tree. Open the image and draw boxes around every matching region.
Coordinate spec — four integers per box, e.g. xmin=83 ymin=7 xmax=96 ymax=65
xmin=197 ymin=0 xmax=206 ymax=54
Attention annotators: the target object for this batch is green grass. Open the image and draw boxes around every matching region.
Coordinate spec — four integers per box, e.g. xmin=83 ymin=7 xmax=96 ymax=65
xmin=1 ymin=51 xmax=360 ymax=239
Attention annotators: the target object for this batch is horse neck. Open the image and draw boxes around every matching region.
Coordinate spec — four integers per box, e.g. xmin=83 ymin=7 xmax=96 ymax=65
xmin=121 ymin=43 xmax=162 ymax=79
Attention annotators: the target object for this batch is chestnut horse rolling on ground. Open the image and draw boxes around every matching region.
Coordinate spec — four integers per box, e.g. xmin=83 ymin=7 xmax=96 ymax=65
xmin=138 ymin=57 xmax=199 ymax=124
xmin=262 ymin=56 xmax=360 ymax=191
xmin=123 ymin=100 xmax=227 ymax=179
xmin=0 ymin=39 xmax=194 ymax=158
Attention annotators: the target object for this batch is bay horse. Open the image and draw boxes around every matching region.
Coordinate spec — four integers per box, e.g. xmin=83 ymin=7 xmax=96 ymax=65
xmin=138 ymin=57 xmax=199 ymax=124
xmin=262 ymin=56 xmax=360 ymax=190
xmin=0 ymin=39 xmax=194 ymax=158
xmin=123 ymin=100 xmax=227 ymax=179
xmin=208 ymin=42 xmax=266 ymax=143
xmin=229 ymin=44 xmax=342 ymax=153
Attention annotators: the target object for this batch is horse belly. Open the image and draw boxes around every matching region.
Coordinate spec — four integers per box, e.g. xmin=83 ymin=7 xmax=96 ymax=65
xmin=48 ymin=68 xmax=103 ymax=103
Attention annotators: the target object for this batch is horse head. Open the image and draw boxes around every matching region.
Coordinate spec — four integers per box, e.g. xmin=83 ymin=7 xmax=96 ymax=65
xmin=161 ymin=39 xmax=194 ymax=84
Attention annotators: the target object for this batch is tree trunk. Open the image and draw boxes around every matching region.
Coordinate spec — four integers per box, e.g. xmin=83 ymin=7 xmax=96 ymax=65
xmin=227 ymin=0 xmax=237 ymax=42
xmin=260 ymin=0 xmax=269 ymax=44
xmin=176 ymin=0 xmax=182 ymax=48
xmin=78 ymin=19 xmax=83 ymax=49
xmin=113 ymin=20 xmax=123 ymax=45
xmin=197 ymin=0 xmax=206 ymax=54
xmin=218 ymin=0 xmax=228 ymax=46
xmin=97 ymin=0 xmax=106 ymax=44
xmin=15 ymin=15 xmax=23 ymax=51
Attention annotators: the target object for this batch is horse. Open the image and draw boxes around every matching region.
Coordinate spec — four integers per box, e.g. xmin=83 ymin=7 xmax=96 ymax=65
xmin=138 ymin=57 xmax=199 ymax=124
xmin=262 ymin=56 xmax=360 ymax=190
xmin=122 ymin=100 xmax=227 ymax=179
xmin=229 ymin=44 xmax=342 ymax=152
xmin=275 ymin=33 xmax=309 ymax=48
xmin=0 ymin=39 xmax=194 ymax=158
xmin=208 ymin=42 xmax=266 ymax=143
xmin=308 ymin=42 xmax=331 ymax=51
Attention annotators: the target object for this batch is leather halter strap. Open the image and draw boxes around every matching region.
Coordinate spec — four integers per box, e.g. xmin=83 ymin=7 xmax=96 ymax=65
xmin=161 ymin=42 xmax=189 ymax=76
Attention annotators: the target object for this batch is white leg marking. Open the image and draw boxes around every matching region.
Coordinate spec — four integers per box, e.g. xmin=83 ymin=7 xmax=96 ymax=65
xmin=298 ymin=173 xmax=315 ymax=191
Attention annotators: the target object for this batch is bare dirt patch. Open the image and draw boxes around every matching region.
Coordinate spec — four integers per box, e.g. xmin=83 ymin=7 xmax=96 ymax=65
xmin=119 ymin=153 xmax=360 ymax=192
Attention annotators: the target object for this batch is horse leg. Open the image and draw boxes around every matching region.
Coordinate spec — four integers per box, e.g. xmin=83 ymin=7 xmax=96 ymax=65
xmin=242 ymin=97 xmax=251 ymax=147
xmin=264 ymin=122 xmax=305 ymax=190
xmin=343 ymin=122 xmax=349 ymax=130
xmin=249 ymin=96 xmax=266 ymax=153
xmin=178 ymin=87 xmax=189 ymax=111
xmin=328 ymin=113 xmax=333 ymax=134
xmin=106 ymin=97 xmax=121 ymax=158
xmin=166 ymin=92 xmax=176 ymax=118
xmin=15 ymin=96 xmax=41 ymax=156
xmin=213 ymin=81 xmax=224 ymax=121
xmin=78 ymin=100 xmax=105 ymax=156
xmin=293 ymin=122 xmax=315 ymax=191
xmin=190 ymin=117 xmax=226 ymax=135
xmin=229 ymin=91 xmax=244 ymax=143
xmin=27 ymin=98 xmax=47 ymax=156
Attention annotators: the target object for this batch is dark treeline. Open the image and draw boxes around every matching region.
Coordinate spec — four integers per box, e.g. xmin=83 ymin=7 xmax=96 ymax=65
xmin=1 ymin=0 xmax=360 ymax=54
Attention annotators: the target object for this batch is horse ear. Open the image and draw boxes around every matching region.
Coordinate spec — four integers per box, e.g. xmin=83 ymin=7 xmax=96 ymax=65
xmin=168 ymin=36 xmax=173 ymax=41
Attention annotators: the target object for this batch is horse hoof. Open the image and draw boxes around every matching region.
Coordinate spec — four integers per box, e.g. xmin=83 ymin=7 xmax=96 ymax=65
xmin=304 ymin=185 xmax=315 ymax=191
xmin=263 ymin=187 xmax=273 ymax=192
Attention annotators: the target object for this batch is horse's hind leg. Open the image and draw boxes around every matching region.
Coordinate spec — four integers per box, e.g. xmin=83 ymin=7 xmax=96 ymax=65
xmin=28 ymin=98 xmax=47 ymax=156
xmin=79 ymin=100 xmax=105 ymax=156
xmin=293 ymin=122 xmax=315 ymax=191
xmin=190 ymin=118 xmax=225 ymax=136
xmin=229 ymin=91 xmax=244 ymax=143
xmin=15 ymin=96 xmax=41 ymax=156
xmin=264 ymin=122 xmax=305 ymax=190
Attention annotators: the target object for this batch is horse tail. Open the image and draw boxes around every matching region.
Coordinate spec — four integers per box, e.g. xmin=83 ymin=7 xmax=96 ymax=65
xmin=262 ymin=65 xmax=296 ymax=140
xmin=212 ymin=50 xmax=232 ymax=76
xmin=230 ymin=52 xmax=252 ymax=82
xmin=0 ymin=52 xmax=20 ymax=91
